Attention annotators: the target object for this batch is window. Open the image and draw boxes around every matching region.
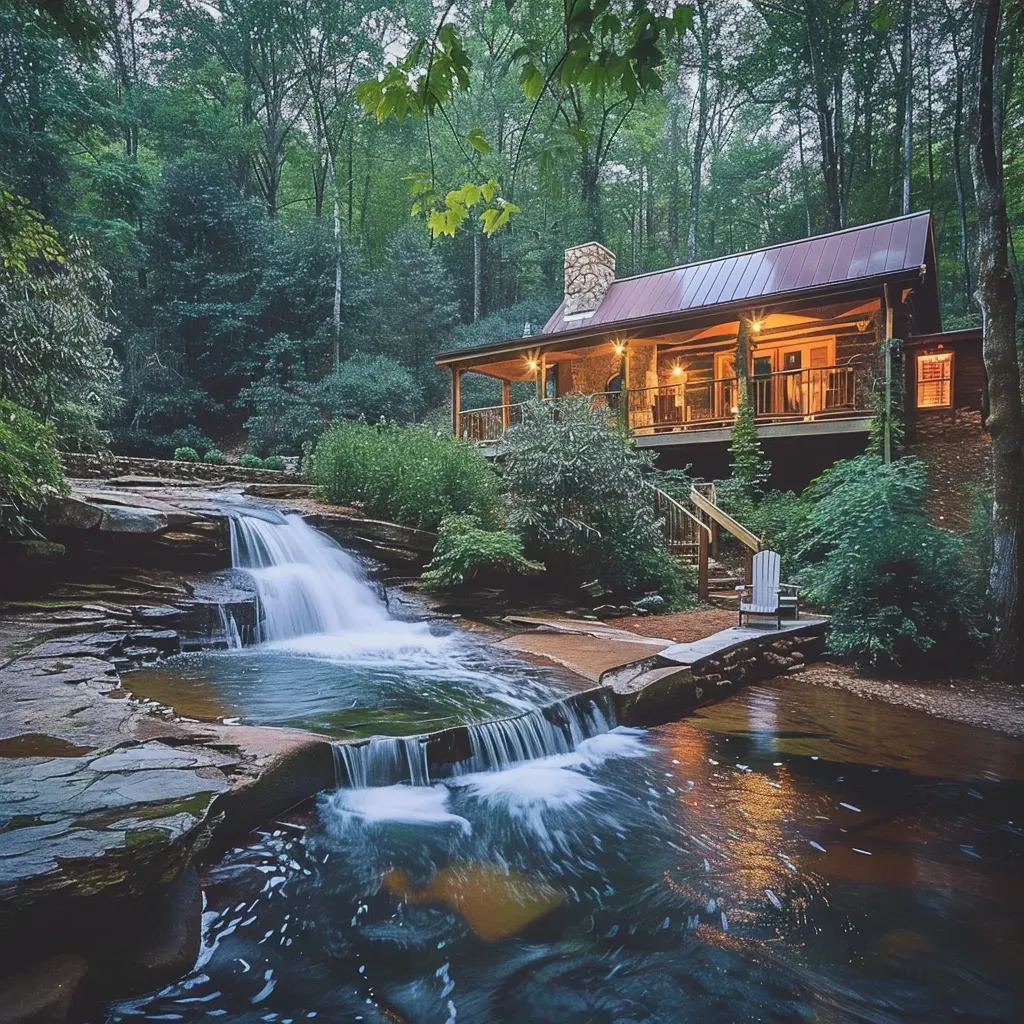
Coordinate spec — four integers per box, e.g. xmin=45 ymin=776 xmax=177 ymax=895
xmin=916 ymin=352 xmax=953 ymax=408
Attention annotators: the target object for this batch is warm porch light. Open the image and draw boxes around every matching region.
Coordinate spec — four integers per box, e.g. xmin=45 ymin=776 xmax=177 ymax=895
xmin=750 ymin=319 xmax=762 ymax=333
xmin=671 ymin=364 xmax=683 ymax=376
xmin=613 ymin=342 xmax=626 ymax=356
xmin=527 ymin=359 xmax=538 ymax=371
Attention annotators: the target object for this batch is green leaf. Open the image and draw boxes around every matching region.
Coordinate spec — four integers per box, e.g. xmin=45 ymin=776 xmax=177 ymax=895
xmin=520 ymin=62 xmax=545 ymax=100
xmin=466 ymin=128 xmax=490 ymax=154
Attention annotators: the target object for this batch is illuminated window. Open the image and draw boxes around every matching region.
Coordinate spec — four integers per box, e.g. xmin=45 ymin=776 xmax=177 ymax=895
xmin=916 ymin=352 xmax=953 ymax=408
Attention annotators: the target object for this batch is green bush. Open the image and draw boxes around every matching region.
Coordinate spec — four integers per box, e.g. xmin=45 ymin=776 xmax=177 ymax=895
xmin=499 ymin=396 xmax=694 ymax=605
xmin=239 ymin=454 xmax=264 ymax=469
xmin=202 ymin=448 xmax=227 ymax=465
xmin=261 ymin=455 xmax=286 ymax=471
xmin=173 ymin=446 xmax=199 ymax=462
xmin=313 ymin=420 xmax=500 ymax=531
xmin=422 ymin=514 xmax=545 ymax=591
xmin=792 ymin=454 xmax=982 ymax=673
xmin=0 ymin=400 xmax=67 ymax=538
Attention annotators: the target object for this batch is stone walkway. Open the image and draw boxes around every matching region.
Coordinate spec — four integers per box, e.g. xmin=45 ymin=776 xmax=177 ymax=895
xmin=658 ymin=616 xmax=829 ymax=668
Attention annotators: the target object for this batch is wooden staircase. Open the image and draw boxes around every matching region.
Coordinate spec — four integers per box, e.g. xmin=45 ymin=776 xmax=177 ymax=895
xmin=649 ymin=482 xmax=761 ymax=603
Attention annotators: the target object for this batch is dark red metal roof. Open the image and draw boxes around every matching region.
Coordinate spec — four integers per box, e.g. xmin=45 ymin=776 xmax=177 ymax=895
xmin=541 ymin=212 xmax=932 ymax=335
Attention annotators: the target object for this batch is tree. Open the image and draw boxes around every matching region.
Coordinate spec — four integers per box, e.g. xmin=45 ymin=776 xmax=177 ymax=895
xmin=968 ymin=0 xmax=1024 ymax=681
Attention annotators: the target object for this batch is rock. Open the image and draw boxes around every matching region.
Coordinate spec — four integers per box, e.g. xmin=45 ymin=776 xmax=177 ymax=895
xmin=115 ymin=865 xmax=202 ymax=996
xmin=45 ymin=495 xmax=103 ymax=531
xmin=0 ymin=954 xmax=88 ymax=1024
xmin=243 ymin=483 xmax=313 ymax=498
xmin=128 ymin=629 xmax=181 ymax=655
xmin=97 ymin=506 xmax=166 ymax=534
xmin=1 ymin=541 xmax=65 ymax=565
xmin=131 ymin=606 xmax=186 ymax=627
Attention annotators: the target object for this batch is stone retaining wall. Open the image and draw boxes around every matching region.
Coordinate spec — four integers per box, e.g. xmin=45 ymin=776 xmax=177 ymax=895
xmin=61 ymin=452 xmax=303 ymax=484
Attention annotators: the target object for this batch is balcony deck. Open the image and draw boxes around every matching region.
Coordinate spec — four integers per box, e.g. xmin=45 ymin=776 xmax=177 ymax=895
xmin=458 ymin=364 xmax=871 ymax=447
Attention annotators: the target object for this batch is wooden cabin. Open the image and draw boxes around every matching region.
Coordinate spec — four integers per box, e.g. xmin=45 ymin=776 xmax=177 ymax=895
xmin=436 ymin=212 xmax=986 ymax=510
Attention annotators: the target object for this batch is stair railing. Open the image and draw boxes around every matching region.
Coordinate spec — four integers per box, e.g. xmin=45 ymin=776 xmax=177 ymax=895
xmin=647 ymin=483 xmax=711 ymax=599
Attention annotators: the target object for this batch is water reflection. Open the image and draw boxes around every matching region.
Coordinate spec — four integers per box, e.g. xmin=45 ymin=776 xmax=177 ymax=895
xmin=110 ymin=680 xmax=1024 ymax=1023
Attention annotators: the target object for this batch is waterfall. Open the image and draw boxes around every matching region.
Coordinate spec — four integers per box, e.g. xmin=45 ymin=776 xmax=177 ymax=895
xmin=227 ymin=512 xmax=393 ymax=643
xmin=333 ymin=736 xmax=431 ymax=788
xmin=334 ymin=691 xmax=617 ymax=788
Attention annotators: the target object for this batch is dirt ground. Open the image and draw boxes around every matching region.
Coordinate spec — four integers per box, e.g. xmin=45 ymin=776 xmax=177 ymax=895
xmin=609 ymin=607 xmax=738 ymax=643
xmin=794 ymin=662 xmax=1024 ymax=738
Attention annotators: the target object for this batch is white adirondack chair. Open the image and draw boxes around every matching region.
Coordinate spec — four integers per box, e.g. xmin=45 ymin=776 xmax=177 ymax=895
xmin=736 ymin=550 xmax=800 ymax=629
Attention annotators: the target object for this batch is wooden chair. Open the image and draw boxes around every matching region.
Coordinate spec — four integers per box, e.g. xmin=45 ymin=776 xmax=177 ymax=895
xmin=736 ymin=550 xmax=801 ymax=629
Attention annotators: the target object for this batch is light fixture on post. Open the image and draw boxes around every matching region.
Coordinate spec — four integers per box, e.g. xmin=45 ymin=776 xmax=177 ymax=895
xmin=613 ymin=341 xmax=626 ymax=357
xmin=526 ymin=358 xmax=538 ymax=372
xmin=671 ymin=363 xmax=683 ymax=377
xmin=750 ymin=319 xmax=762 ymax=334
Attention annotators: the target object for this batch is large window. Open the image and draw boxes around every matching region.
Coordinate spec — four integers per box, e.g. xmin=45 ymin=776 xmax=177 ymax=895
xmin=916 ymin=352 xmax=953 ymax=409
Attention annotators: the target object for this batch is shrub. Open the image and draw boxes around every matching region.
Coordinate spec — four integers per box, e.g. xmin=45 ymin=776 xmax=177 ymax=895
xmin=316 ymin=354 xmax=424 ymax=424
xmin=728 ymin=390 xmax=770 ymax=497
xmin=0 ymin=400 xmax=67 ymax=538
xmin=173 ymin=446 xmax=199 ymax=462
xmin=203 ymin=448 xmax=227 ymax=465
xmin=792 ymin=454 xmax=983 ymax=673
xmin=313 ymin=420 xmax=500 ymax=531
xmin=422 ymin=515 xmax=545 ymax=591
xmin=239 ymin=454 xmax=264 ymax=469
xmin=499 ymin=396 xmax=694 ymax=605
xmin=261 ymin=455 xmax=286 ymax=471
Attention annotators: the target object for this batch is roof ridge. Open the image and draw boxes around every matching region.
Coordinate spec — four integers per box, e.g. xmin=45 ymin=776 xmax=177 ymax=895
xmin=607 ymin=210 xmax=932 ymax=286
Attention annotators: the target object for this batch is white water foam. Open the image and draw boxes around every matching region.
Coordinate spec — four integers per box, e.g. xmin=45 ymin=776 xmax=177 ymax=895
xmin=324 ymin=785 xmax=472 ymax=835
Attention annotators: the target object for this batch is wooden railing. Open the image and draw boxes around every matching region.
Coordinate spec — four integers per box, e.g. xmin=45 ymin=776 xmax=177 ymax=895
xmin=647 ymin=483 xmax=711 ymax=598
xmin=458 ymin=403 xmax=524 ymax=443
xmin=456 ymin=364 xmax=864 ymax=443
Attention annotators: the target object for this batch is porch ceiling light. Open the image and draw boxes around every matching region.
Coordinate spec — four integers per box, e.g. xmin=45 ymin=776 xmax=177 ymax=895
xmin=527 ymin=358 xmax=538 ymax=371
xmin=750 ymin=319 xmax=762 ymax=333
xmin=613 ymin=342 xmax=626 ymax=356
xmin=671 ymin=363 xmax=683 ymax=376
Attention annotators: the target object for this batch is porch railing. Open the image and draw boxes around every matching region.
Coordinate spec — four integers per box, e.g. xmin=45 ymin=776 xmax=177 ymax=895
xmin=458 ymin=402 xmax=524 ymax=443
xmin=456 ymin=364 xmax=864 ymax=443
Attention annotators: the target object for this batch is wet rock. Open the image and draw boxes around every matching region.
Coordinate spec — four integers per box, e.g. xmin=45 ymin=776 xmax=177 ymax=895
xmin=131 ymin=606 xmax=186 ymax=627
xmin=45 ymin=495 xmax=104 ymax=531
xmin=97 ymin=506 xmax=166 ymax=534
xmin=243 ymin=483 xmax=313 ymax=498
xmin=115 ymin=865 xmax=202 ymax=996
xmin=1 ymin=541 xmax=65 ymax=565
xmin=127 ymin=629 xmax=180 ymax=655
xmin=0 ymin=953 xmax=88 ymax=1024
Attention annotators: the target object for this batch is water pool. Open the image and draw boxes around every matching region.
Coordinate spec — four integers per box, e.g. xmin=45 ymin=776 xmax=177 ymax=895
xmin=110 ymin=680 xmax=1024 ymax=1024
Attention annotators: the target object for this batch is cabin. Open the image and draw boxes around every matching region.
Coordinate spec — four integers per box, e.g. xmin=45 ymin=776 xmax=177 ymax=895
xmin=435 ymin=212 xmax=987 ymax=522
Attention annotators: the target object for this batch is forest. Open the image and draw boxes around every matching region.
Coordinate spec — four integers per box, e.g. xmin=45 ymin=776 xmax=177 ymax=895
xmin=1 ymin=0 xmax=1018 ymax=461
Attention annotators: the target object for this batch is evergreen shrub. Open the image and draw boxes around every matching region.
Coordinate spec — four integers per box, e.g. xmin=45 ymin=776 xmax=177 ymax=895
xmin=313 ymin=421 xmax=500 ymax=532
xmin=202 ymin=448 xmax=227 ymax=465
xmin=0 ymin=400 xmax=67 ymax=538
xmin=173 ymin=446 xmax=199 ymax=462
xmin=261 ymin=455 xmax=286 ymax=471
xmin=422 ymin=514 xmax=545 ymax=590
xmin=239 ymin=454 xmax=264 ymax=469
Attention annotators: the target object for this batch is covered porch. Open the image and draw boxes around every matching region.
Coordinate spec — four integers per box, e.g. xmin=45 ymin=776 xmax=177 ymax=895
xmin=447 ymin=298 xmax=881 ymax=446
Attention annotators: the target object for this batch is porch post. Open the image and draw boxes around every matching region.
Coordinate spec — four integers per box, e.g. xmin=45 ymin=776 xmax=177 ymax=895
xmin=537 ymin=355 xmax=547 ymax=398
xmin=501 ymin=379 xmax=511 ymax=429
xmin=618 ymin=344 xmax=630 ymax=430
xmin=735 ymin=317 xmax=753 ymax=407
xmin=697 ymin=525 xmax=709 ymax=601
xmin=451 ymin=367 xmax=461 ymax=437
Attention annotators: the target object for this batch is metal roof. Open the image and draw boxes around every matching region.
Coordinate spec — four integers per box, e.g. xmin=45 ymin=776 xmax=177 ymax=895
xmin=541 ymin=211 xmax=933 ymax=335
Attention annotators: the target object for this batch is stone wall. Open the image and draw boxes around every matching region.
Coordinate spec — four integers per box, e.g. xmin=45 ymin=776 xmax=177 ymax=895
xmin=62 ymin=452 xmax=303 ymax=484
xmin=907 ymin=408 xmax=991 ymax=530
xmin=563 ymin=241 xmax=616 ymax=314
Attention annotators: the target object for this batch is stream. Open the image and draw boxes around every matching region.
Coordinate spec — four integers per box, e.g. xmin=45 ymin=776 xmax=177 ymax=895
xmin=110 ymin=510 xmax=1024 ymax=1022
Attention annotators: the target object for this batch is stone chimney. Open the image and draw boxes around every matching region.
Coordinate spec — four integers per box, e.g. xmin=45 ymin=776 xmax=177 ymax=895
xmin=563 ymin=241 xmax=615 ymax=315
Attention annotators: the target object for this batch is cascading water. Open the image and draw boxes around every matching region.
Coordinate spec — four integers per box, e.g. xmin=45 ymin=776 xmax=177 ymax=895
xmin=228 ymin=511 xmax=394 ymax=643
xmin=333 ymin=690 xmax=617 ymax=788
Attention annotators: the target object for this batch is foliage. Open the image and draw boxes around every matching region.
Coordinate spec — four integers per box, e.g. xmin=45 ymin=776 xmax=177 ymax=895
xmin=173 ymin=446 xmax=199 ymax=463
xmin=316 ymin=355 xmax=424 ymax=424
xmin=0 ymin=190 xmax=63 ymax=273
xmin=0 ymin=234 xmax=120 ymax=440
xmin=865 ymin=341 xmax=906 ymax=459
xmin=498 ymin=396 xmax=693 ymax=604
xmin=313 ymin=420 xmax=500 ymax=532
xmin=422 ymin=514 xmax=544 ymax=591
xmin=262 ymin=455 xmax=286 ymax=471
xmin=791 ymin=455 xmax=983 ymax=673
xmin=239 ymin=454 xmax=264 ymax=469
xmin=728 ymin=391 xmax=770 ymax=498
xmin=203 ymin=448 xmax=227 ymax=465
xmin=0 ymin=399 xmax=67 ymax=539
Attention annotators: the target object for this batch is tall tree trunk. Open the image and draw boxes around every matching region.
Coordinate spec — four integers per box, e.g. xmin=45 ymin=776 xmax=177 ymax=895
xmin=667 ymin=90 xmax=682 ymax=263
xmin=327 ymin=147 xmax=342 ymax=372
xmin=796 ymin=100 xmax=812 ymax=236
xmin=687 ymin=0 xmax=710 ymax=261
xmin=952 ymin=67 xmax=973 ymax=312
xmin=901 ymin=0 xmax=913 ymax=215
xmin=969 ymin=0 xmax=1024 ymax=682
xmin=473 ymin=230 xmax=482 ymax=322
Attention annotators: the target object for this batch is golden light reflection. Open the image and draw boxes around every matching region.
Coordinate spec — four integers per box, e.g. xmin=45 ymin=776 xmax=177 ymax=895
xmin=383 ymin=863 xmax=564 ymax=942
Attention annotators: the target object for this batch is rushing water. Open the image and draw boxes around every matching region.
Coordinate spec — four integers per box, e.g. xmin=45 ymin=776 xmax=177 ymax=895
xmin=125 ymin=510 xmax=575 ymax=737
xmin=109 ymin=680 xmax=1024 ymax=1023
xmin=112 ymin=511 xmax=1024 ymax=1021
